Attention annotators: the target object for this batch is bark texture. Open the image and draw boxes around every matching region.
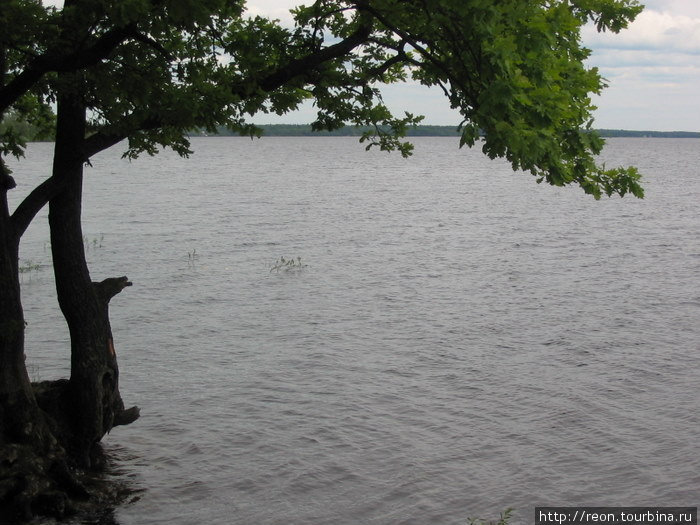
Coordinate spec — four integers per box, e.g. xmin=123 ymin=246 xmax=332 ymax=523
xmin=1 ymin=7 xmax=139 ymax=520
xmin=1 ymin=159 xmax=83 ymax=522
xmin=47 ymin=91 xmax=139 ymax=468
xmin=1 ymin=94 xmax=138 ymax=523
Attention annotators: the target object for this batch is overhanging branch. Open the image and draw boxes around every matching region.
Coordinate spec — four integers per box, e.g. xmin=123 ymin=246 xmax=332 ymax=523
xmin=251 ymin=10 xmax=374 ymax=94
xmin=9 ymin=113 xmax=158 ymax=240
xmin=360 ymin=4 xmax=469 ymax=95
xmin=11 ymin=175 xmax=63 ymax=240
xmin=83 ymin=130 xmax=128 ymax=160
xmin=0 ymin=24 xmax=136 ymax=114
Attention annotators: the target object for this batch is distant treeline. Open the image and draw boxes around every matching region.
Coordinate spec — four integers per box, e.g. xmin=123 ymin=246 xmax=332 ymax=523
xmin=594 ymin=129 xmax=700 ymax=138
xmin=205 ymin=124 xmax=700 ymax=139
xmin=3 ymin=118 xmax=699 ymax=143
xmin=204 ymin=124 xmax=461 ymax=137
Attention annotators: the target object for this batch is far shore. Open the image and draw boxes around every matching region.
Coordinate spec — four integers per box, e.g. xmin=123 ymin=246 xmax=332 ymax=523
xmin=23 ymin=127 xmax=700 ymax=144
xmin=197 ymin=125 xmax=700 ymax=139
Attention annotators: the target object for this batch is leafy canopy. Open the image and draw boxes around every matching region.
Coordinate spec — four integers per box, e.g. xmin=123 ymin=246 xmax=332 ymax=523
xmin=0 ymin=0 xmax=644 ymax=198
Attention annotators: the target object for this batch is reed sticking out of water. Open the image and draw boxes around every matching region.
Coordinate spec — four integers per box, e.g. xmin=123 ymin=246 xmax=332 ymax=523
xmin=468 ymin=508 xmax=513 ymax=525
xmin=19 ymin=260 xmax=42 ymax=282
xmin=270 ymin=256 xmax=307 ymax=273
xmin=187 ymin=249 xmax=198 ymax=268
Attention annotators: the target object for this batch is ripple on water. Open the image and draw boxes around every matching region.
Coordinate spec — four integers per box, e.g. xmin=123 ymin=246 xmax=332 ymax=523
xmin=11 ymin=137 xmax=700 ymax=525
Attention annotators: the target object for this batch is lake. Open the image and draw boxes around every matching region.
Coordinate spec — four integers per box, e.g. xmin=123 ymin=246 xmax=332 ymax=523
xmin=9 ymin=136 xmax=700 ymax=525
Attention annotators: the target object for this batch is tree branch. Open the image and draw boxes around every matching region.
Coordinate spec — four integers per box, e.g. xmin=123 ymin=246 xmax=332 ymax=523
xmin=78 ymin=12 xmax=376 ymax=155
xmin=83 ymin=113 xmax=165 ymax=160
xmin=83 ymin=130 xmax=128 ymax=160
xmin=364 ymin=49 xmax=408 ymax=81
xmin=0 ymin=24 xmax=136 ymax=114
xmin=253 ymin=10 xmax=374 ymax=94
xmin=94 ymin=276 xmax=132 ymax=304
xmin=9 ymin=115 xmax=147 ymax=241
xmin=11 ymin=175 xmax=63 ymax=240
xmin=0 ymin=164 xmax=17 ymax=191
xmin=130 ymin=30 xmax=173 ymax=61
xmin=113 ymin=405 xmax=140 ymax=427
xmin=359 ymin=4 xmax=469 ymax=95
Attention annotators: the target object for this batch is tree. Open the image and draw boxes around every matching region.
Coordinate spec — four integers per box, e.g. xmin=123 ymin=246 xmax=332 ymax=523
xmin=1 ymin=0 xmax=642 ymax=520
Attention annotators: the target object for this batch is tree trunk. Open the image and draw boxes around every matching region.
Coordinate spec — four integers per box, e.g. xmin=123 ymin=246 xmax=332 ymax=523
xmin=0 ymin=46 xmax=80 ymax=523
xmin=1 ymin=158 xmax=88 ymax=521
xmin=0 ymin=89 xmax=137 ymax=524
xmin=1 ymin=20 xmax=136 ymax=522
xmin=46 ymin=90 xmax=138 ymax=469
xmin=0 ymin=163 xmax=31 ymax=437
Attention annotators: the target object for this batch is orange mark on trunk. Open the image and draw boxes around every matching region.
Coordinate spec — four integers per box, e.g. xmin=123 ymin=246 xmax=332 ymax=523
xmin=108 ymin=338 xmax=115 ymax=357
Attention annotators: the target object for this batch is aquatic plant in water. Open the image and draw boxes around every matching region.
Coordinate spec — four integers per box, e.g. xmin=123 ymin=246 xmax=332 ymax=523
xmin=468 ymin=508 xmax=514 ymax=525
xmin=82 ymin=233 xmax=104 ymax=251
xmin=18 ymin=260 xmax=42 ymax=282
xmin=270 ymin=256 xmax=307 ymax=273
xmin=187 ymin=249 xmax=198 ymax=268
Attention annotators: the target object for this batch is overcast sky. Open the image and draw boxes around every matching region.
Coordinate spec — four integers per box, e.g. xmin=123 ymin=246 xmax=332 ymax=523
xmin=42 ymin=1 xmax=700 ymax=131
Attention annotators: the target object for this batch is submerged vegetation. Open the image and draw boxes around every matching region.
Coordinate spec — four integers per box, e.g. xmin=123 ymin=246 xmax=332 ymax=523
xmin=270 ymin=256 xmax=308 ymax=274
xmin=469 ymin=508 xmax=514 ymax=525
xmin=187 ymin=249 xmax=198 ymax=269
xmin=18 ymin=260 xmax=42 ymax=281
xmin=18 ymin=235 xmax=103 ymax=283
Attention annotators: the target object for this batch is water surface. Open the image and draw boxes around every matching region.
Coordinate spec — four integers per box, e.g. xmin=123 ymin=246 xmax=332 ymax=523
xmin=10 ymin=137 xmax=700 ymax=525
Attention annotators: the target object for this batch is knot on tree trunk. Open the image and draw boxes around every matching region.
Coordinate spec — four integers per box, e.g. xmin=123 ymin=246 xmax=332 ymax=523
xmin=94 ymin=276 xmax=132 ymax=304
xmin=113 ymin=406 xmax=140 ymax=427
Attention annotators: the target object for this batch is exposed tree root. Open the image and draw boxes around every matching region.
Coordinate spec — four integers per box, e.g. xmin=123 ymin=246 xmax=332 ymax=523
xmin=0 ymin=379 xmax=139 ymax=523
